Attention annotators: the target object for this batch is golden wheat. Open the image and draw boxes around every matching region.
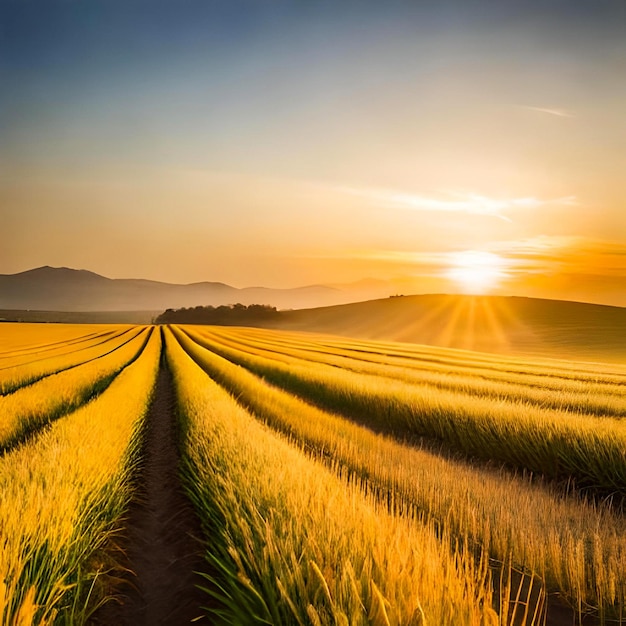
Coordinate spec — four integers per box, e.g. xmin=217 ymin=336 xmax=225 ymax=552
xmin=0 ymin=328 xmax=151 ymax=451
xmin=171 ymin=324 xmax=626 ymax=622
xmin=183 ymin=326 xmax=626 ymax=494
xmin=0 ymin=324 xmax=112 ymax=357
xmin=200 ymin=327 xmax=626 ymax=417
xmin=0 ymin=327 xmax=144 ymax=394
xmin=166 ymin=328 xmax=500 ymax=626
xmin=0 ymin=328 xmax=160 ymax=625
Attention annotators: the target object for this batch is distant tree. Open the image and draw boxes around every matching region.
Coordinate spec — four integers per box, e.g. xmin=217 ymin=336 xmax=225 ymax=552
xmin=154 ymin=303 xmax=279 ymax=325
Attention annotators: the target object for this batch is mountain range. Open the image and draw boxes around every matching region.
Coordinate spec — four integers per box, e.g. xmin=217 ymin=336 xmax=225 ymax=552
xmin=2 ymin=266 xmax=624 ymax=362
xmin=0 ymin=266 xmax=394 ymax=312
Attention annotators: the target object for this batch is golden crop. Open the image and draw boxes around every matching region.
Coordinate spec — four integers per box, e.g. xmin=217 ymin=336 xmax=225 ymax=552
xmin=184 ymin=326 xmax=626 ymax=493
xmin=0 ymin=324 xmax=112 ymax=357
xmin=206 ymin=326 xmax=626 ymax=416
xmin=1 ymin=321 xmax=624 ymax=625
xmin=0 ymin=326 xmax=143 ymax=394
xmin=0 ymin=328 xmax=151 ymax=451
xmin=0 ymin=328 xmax=160 ymax=624
xmin=166 ymin=328 xmax=500 ymax=626
xmin=172 ymin=324 xmax=626 ymax=622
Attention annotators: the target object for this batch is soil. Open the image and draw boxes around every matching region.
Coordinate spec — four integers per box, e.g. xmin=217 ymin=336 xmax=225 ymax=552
xmin=545 ymin=598 xmax=601 ymax=626
xmin=92 ymin=354 xmax=210 ymax=625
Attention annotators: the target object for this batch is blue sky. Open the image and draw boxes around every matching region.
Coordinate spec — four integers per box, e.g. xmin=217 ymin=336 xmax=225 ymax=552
xmin=1 ymin=0 xmax=625 ymax=304
xmin=3 ymin=0 xmax=621 ymax=174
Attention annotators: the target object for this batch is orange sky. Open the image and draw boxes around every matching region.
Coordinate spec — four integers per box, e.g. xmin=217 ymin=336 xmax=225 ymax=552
xmin=1 ymin=2 xmax=625 ymax=306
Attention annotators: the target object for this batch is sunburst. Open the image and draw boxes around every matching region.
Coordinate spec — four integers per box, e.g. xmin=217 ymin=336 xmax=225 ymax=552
xmin=445 ymin=250 xmax=507 ymax=294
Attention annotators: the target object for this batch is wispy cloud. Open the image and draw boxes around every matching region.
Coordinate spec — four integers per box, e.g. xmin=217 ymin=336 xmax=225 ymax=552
xmin=347 ymin=248 xmax=515 ymax=277
xmin=341 ymin=187 xmax=578 ymax=221
xmin=488 ymin=236 xmax=626 ymax=275
xmin=521 ymin=105 xmax=576 ymax=118
xmin=339 ymin=236 xmax=626 ymax=280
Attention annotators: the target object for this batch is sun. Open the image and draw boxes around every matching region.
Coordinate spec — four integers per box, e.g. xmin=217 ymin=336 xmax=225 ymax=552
xmin=444 ymin=250 xmax=507 ymax=294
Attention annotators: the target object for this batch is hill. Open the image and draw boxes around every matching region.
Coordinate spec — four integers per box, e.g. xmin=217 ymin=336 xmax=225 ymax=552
xmin=263 ymin=294 xmax=626 ymax=362
xmin=0 ymin=266 xmax=392 ymax=312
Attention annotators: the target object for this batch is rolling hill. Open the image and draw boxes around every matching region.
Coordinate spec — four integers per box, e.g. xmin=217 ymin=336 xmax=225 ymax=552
xmin=264 ymin=294 xmax=626 ymax=362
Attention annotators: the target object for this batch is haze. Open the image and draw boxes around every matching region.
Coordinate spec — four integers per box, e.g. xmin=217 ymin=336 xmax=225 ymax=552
xmin=1 ymin=0 xmax=625 ymax=306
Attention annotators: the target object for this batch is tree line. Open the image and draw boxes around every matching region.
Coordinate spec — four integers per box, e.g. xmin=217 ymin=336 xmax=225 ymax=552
xmin=154 ymin=303 xmax=280 ymax=325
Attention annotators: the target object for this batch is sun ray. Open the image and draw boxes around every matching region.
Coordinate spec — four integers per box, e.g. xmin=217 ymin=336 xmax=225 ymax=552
xmin=445 ymin=251 xmax=508 ymax=295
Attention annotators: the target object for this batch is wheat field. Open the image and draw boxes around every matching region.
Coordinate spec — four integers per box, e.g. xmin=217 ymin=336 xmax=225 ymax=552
xmin=0 ymin=322 xmax=624 ymax=624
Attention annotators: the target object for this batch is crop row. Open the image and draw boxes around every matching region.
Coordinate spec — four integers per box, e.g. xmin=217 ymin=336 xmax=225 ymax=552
xmin=166 ymin=328 xmax=502 ymax=625
xmin=0 ymin=330 xmax=116 ymax=369
xmin=213 ymin=326 xmax=626 ymax=397
xmin=202 ymin=327 xmax=626 ymax=417
xmin=0 ymin=324 xmax=110 ymax=358
xmin=308 ymin=332 xmax=626 ymax=381
xmin=0 ymin=329 xmax=160 ymax=624
xmin=2 ymin=321 xmax=623 ymax=624
xmin=170 ymin=325 xmax=626 ymax=622
xmin=0 ymin=328 xmax=151 ymax=452
xmin=0 ymin=328 xmax=119 ymax=369
xmin=0 ymin=326 xmax=141 ymax=394
xmin=181 ymin=326 xmax=626 ymax=495
xmin=224 ymin=325 xmax=626 ymax=384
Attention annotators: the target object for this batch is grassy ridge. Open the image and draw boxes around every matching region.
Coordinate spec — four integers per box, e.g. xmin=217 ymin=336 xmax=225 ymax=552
xmin=170 ymin=325 xmax=626 ymax=621
xmin=265 ymin=294 xmax=626 ymax=362
xmin=182 ymin=326 xmax=626 ymax=494
xmin=165 ymin=328 xmax=500 ymax=626
xmin=0 ymin=329 xmax=160 ymax=624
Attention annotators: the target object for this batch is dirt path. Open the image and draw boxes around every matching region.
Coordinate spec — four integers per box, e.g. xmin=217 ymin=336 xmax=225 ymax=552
xmin=93 ymin=353 xmax=209 ymax=625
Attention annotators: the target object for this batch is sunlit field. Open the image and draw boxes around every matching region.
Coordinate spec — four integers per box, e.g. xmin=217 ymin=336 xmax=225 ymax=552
xmin=3 ymin=0 xmax=625 ymax=623
xmin=0 ymin=324 xmax=159 ymax=623
xmin=1 ymin=322 xmax=625 ymax=624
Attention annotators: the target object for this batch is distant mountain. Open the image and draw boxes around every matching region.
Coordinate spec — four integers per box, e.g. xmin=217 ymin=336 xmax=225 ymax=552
xmin=0 ymin=266 xmax=394 ymax=312
xmin=263 ymin=294 xmax=626 ymax=363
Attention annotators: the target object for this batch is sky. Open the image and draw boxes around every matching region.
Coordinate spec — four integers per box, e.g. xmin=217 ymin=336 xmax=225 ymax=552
xmin=1 ymin=0 xmax=625 ymax=306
